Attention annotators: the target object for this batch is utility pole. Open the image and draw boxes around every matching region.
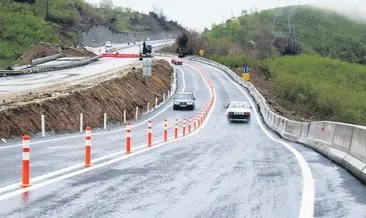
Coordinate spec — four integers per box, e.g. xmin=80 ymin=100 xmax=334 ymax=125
xmin=272 ymin=0 xmax=297 ymax=54
xmin=45 ymin=0 xmax=49 ymax=21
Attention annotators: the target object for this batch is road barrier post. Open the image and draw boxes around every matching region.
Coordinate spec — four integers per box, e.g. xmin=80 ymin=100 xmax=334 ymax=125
xmin=147 ymin=102 xmax=150 ymax=112
xmin=163 ymin=93 xmax=166 ymax=102
xmin=123 ymin=110 xmax=126 ymax=124
xmin=104 ymin=113 xmax=107 ymax=130
xmin=135 ymin=107 xmax=139 ymax=120
xmin=41 ymin=115 xmax=45 ymax=137
xmin=164 ymin=119 xmax=168 ymax=142
xmin=198 ymin=113 xmax=201 ymax=128
xmin=155 ymin=98 xmax=158 ymax=108
xmin=183 ymin=118 xmax=186 ymax=136
xmin=148 ymin=120 xmax=152 ymax=147
xmin=85 ymin=127 xmax=92 ymax=167
xmin=80 ymin=113 xmax=83 ymax=133
xmin=126 ymin=122 xmax=131 ymax=154
xmin=194 ymin=115 xmax=197 ymax=130
xmin=188 ymin=118 xmax=192 ymax=134
xmin=21 ymin=135 xmax=31 ymax=188
xmin=174 ymin=119 xmax=178 ymax=139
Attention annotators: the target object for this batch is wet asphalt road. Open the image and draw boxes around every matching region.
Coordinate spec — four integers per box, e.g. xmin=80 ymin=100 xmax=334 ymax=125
xmin=0 ymin=61 xmax=365 ymax=217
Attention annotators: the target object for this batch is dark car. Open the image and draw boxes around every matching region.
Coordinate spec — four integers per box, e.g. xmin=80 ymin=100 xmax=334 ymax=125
xmin=173 ymin=92 xmax=196 ymax=110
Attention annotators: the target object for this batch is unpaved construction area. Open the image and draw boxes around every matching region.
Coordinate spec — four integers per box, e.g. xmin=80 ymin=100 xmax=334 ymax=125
xmin=0 ymin=59 xmax=173 ymax=139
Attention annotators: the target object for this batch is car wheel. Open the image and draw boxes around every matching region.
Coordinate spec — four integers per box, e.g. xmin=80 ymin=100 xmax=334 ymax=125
xmin=191 ymin=105 xmax=195 ymax=110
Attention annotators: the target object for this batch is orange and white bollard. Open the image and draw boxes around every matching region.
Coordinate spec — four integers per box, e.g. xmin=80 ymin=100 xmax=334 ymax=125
xmin=174 ymin=119 xmax=178 ymax=139
xmin=85 ymin=127 xmax=92 ymax=167
xmin=194 ymin=116 xmax=197 ymax=130
xmin=198 ymin=114 xmax=201 ymax=128
xmin=126 ymin=122 xmax=131 ymax=154
xmin=183 ymin=118 xmax=186 ymax=136
xmin=148 ymin=120 xmax=152 ymax=147
xmin=188 ymin=118 xmax=192 ymax=134
xmin=164 ymin=119 xmax=168 ymax=142
xmin=21 ymin=135 xmax=31 ymax=188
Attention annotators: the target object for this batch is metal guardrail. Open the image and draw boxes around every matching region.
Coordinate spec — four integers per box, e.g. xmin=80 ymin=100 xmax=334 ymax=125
xmin=31 ymin=54 xmax=63 ymax=65
xmin=190 ymin=56 xmax=366 ymax=184
xmin=0 ymin=56 xmax=101 ymax=77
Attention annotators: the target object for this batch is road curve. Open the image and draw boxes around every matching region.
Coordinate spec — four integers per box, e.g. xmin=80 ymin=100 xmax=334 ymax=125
xmin=0 ymin=60 xmax=365 ymax=217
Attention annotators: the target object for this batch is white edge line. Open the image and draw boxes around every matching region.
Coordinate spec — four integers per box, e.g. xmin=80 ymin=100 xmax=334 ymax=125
xmin=212 ymin=67 xmax=314 ymax=218
xmin=0 ymin=61 xmax=215 ymax=201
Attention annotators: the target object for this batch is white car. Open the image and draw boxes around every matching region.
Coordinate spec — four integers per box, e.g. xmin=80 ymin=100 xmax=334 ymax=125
xmin=226 ymin=101 xmax=252 ymax=122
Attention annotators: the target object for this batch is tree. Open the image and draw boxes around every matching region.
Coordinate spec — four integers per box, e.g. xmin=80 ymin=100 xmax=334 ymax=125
xmin=100 ymin=0 xmax=113 ymax=9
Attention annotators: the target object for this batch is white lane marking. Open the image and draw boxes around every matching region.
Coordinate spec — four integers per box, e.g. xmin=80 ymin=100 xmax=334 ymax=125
xmin=0 ymin=64 xmax=215 ymax=201
xmin=213 ymin=67 xmax=314 ymax=218
xmin=0 ymin=66 xmax=186 ymax=150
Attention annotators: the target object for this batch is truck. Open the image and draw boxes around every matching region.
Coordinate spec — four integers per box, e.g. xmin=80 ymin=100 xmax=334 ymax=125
xmin=105 ymin=41 xmax=113 ymax=53
xmin=139 ymin=41 xmax=152 ymax=60
xmin=178 ymin=47 xmax=187 ymax=58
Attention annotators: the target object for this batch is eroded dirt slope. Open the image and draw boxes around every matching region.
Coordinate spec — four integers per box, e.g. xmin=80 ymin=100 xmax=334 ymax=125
xmin=0 ymin=59 xmax=172 ymax=139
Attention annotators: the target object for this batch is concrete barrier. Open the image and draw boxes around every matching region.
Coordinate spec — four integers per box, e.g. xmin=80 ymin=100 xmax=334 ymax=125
xmin=308 ymin=122 xmax=335 ymax=143
xmin=349 ymin=127 xmax=366 ymax=162
xmin=284 ymin=120 xmax=302 ymax=140
xmin=332 ymin=124 xmax=354 ymax=153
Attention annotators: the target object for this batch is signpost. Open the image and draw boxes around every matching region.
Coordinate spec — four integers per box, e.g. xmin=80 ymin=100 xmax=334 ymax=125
xmin=199 ymin=49 xmax=205 ymax=57
xmin=242 ymin=65 xmax=250 ymax=81
xmin=143 ymin=58 xmax=152 ymax=76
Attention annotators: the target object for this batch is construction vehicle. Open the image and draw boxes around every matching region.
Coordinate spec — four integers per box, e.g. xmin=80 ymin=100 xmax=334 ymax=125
xmin=178 ymin=47 xmax=187 ymax=58
xmin=105 ymin=41 xmax=113 ymax=53
xmin=139 ymin=41 xmax=152 ymax=60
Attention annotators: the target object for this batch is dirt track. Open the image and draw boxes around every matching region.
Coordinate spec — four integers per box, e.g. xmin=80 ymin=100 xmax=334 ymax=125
xmin=0 ymin=59 xmax=172 ymax=139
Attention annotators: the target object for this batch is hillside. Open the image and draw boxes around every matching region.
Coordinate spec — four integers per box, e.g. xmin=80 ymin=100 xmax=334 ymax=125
xmin=0 ymin=0 xmax=184 ymax=69
xmin=204 ymin=5 xmax=366 ymax=63
xmin=201 ymin=5 xmax=366 ymax=125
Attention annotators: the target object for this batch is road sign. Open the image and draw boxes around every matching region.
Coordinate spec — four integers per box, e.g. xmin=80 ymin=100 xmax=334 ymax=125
xmin=199 ymin=49 xmax=205 ymax=56
xmin=143 ymin=58 xmax=152 ymax=76
xmin=243 ymin=66 xmax=250 ymax=73
xmin=242 ymin=73 xmax=250 ymax=81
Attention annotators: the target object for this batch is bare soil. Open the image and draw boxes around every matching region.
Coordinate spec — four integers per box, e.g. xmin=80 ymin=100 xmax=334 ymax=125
xmin=20 ymin=42 xmax=97 ymax=65
xmin=0 ymin=59 xmax=172 ymax=139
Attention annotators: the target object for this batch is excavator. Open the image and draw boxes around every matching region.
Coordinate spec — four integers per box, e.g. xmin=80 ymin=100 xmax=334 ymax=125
xmin=139 ymin=41 xmax=152 ymax=60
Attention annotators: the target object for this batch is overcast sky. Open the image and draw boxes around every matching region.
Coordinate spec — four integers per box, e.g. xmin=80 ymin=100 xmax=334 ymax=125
xmin=85 ymin=0 xmax=366 ymax=31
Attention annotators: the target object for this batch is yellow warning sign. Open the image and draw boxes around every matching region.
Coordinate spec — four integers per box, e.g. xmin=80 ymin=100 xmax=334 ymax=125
xmin=199 ymin=49 xmax=205 ymax=56
xmin=242 ymin=73 xmax=250 ymax=81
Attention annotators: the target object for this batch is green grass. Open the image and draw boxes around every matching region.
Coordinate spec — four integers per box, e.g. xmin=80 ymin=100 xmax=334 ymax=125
xmin=265 ymin=55 xmax=366 ymax=125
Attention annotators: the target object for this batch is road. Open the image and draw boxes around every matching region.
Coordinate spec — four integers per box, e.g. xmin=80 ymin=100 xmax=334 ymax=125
xmin=0 ymin=60 xmax=365 ymax=217
xmin=0 ymin=40 xmax=172 ymax=95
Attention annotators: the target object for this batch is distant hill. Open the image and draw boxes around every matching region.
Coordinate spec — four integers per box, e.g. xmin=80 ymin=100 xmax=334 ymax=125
xmin=0 ymin=0 xmax=184 ymax=69
xmin=204 ymin=5 xmax=366 ymax=64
